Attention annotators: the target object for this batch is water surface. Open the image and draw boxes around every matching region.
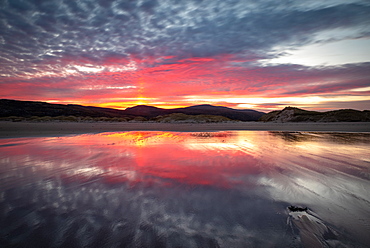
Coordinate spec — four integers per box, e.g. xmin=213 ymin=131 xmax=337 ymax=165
xmin=0 ymin=131 xmax=369 ymax=247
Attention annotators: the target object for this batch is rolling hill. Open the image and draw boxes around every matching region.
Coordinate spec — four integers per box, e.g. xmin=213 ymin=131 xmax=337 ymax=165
xmin=124 ymin=104 xmax=264 ymax=121
xmin=0 ymin=99 xmax=131 ymax=118
xmin=0 ymin=99 xmax=264 ymax=121
xmin=259 ymin=107 xmax=370 ymax=122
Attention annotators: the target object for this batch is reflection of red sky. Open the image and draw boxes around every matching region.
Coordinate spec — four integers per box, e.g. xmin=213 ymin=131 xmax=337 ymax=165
xmin=76 ymin=132 xmax=261 ymax=187
xmin=130 ymin=145 xmax=259 ymax=188
xmin=0 ymin=132 xmax=261 ymax=188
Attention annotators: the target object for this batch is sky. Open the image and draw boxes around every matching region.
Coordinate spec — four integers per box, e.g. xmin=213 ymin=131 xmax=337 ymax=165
xmin=0 ymin=0 xmax=370 ymax=112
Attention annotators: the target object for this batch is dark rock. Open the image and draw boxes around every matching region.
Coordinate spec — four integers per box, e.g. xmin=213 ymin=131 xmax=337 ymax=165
xmin=288 ymin=205 xmax=308 ymax=212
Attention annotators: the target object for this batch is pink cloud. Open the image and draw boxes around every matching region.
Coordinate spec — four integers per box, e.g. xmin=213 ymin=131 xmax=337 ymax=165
xmin=1 ymin=55 xmax=369 ymax=110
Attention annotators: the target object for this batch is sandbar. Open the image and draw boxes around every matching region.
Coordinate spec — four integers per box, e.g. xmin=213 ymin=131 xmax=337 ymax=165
xmin=1 ymin=121 xmax=370 ymax=138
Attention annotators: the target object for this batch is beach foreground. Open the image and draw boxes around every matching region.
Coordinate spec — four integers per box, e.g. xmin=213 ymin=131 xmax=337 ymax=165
xmin=1 ymin=131 xmax=369 ymax=247
xmin=1 ymin=121 xmax=370 ymax=138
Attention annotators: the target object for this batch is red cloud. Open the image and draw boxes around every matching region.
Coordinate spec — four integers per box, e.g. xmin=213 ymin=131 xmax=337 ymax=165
xmin=1 ymin=54 xmax=369 ymax=110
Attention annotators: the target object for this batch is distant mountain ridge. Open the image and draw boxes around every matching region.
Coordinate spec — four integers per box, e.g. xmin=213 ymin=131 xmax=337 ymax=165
xmin=259 ymin=107 xmax=370 ymax=122
xmin=0 ymin=99 xmax=129 ymax=118
xmin=0 ymin=99 xmax=264 ymax=121
xmin=124 ymin=104 xmax=264 ymax=121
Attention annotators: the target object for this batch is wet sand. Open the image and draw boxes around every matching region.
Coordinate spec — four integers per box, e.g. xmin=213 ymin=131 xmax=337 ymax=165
xmin=1 ymin=131 xmax=369 ymax=247
xmin=0 ymin=121 xmax=370 ymax=138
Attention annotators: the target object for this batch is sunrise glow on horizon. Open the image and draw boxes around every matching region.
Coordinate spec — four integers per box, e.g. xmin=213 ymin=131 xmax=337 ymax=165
xmin=1 ymin=0 xmax=369 ymax=112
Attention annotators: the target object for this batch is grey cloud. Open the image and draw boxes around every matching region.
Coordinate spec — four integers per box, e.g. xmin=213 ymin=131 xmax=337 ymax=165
xmin=1 ymin=0 xmax=370 ymax=77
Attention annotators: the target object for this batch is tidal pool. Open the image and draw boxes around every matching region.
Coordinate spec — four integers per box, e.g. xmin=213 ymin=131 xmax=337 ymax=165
xmin=0 ymin=131 xmax=369 ymax=247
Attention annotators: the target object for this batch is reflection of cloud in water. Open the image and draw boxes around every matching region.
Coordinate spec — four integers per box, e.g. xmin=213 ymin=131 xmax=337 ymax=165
xmin=0 ymin=131 xmax=369 ymax=247
xmin=1 ymin=177 xmax=290 ymax=247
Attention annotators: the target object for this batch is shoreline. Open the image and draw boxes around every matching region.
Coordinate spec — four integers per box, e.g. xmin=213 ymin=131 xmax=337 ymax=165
xmin=1 ymin=121 xmax=370 ymax=138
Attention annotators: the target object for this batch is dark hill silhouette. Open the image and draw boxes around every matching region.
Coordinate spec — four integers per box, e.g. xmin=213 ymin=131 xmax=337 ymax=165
xmin=0 ymin=99 xmax=265 ymax=121
xmin=259 ymin=107 xmax=370 ymax=122
xmin=0 ymin=99 xmax=131 ymax=118
xmin=178 ymin=105 xmax=264 ymax=121
xmin=124 ymin=105 xmax=168 ymax=117
xmin=125 ymin=104 xmax=264 ymax=121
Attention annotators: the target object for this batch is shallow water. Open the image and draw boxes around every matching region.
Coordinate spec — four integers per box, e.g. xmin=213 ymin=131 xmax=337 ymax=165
xmin=0 ymin=131 xmax=369 ymax=247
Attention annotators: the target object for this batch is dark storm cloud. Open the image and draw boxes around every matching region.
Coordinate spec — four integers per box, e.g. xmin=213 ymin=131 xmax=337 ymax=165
xmin=1 ymin=0 xmax=370 ymax=77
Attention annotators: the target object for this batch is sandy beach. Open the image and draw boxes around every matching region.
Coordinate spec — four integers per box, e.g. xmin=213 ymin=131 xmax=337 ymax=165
xmin=1 ymin=121 xmax=370 ymax=138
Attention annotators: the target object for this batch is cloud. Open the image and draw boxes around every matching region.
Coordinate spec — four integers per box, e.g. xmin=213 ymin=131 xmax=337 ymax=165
xmin=2 ymin=55 xmax=369 ymax=108
xmin=1 ymin=0 xmax=370 ymax=75
xmin=0 ymin=0 xmax=369 ymax=110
